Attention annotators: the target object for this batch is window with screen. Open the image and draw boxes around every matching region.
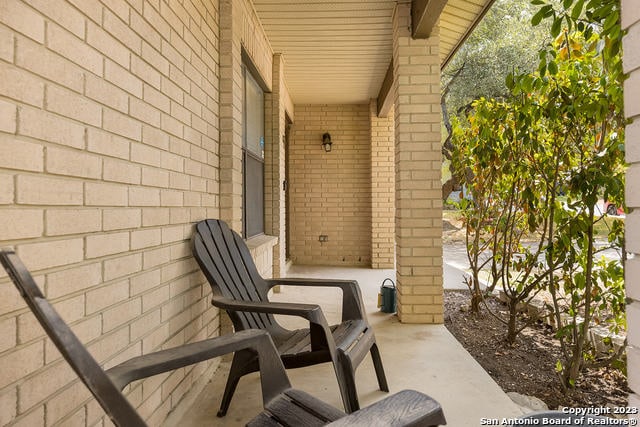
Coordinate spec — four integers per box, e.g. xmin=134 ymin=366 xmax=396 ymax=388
xmin=242 ymin=65 xmax=265 ymax=238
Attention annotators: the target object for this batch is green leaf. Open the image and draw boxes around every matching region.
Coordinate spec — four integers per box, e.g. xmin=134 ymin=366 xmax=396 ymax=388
xmin=585 ymin=0 xmax=600 ymax=10
xmin=584 ymin=26 xmax=593 ymax=40
xmin=571 ymin=0 xmax=585 ymax=20
xmin=551 ymin=16 xmax=562 ymax=37
xmin=531 ymin=11 xmax=544 ymax=26
xmin=565 ymin=15 xmax=573 ymax=32
xmin=506 ymin=73 xmax=515 ymax=90
xmin=538 ymin=62 xmax=547 ymax=77
xmin=548 ymin=60 xmax=558 ymax=75
xmin=532 ymin=5 xmax=552 ymax=26
xmin=603 ymin=11 xmax=618 ymax=31
xmin=563 ymin=0 xmax=573 ymax=10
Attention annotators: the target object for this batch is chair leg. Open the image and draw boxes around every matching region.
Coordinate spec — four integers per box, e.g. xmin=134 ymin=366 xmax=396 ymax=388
xmin=370 ymin=343 xmax=389 ymax=392
xmin=335 ymin=353 xmax=360 ymax=413
xmin=217 ymin=350 xmax=254 ymax=417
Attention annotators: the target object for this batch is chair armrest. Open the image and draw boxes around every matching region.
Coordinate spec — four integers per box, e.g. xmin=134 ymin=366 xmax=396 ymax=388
xmin=106 ymin=329 xmax=291 ymax=406
xmin=213 ymin=296 xmax=329 ymax=324
xmin=326 ymin=390 xmax=446 ymax=427
xmin=265 ymin=278 xmax=365 ymax=322
xmin=266 ymin=278 xmax=358 ymax=288
xmin=213 ymin=296 xmax=339 ymax=354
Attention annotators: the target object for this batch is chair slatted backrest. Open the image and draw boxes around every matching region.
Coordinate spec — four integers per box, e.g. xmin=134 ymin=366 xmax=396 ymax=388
xmin=192 ymin=219 xmax=277 ymax=331
xmin=0 ymin=250 xmax=146 ymax=427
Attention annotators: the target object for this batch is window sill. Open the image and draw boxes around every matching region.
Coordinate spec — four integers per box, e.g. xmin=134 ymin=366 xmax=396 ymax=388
xmin=245 ymin=234 xmax=278 ymax=253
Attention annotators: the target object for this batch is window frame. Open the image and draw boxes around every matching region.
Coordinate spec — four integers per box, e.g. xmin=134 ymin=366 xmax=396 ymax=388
xmin=242 ymin=63 xmax=266 ymax=239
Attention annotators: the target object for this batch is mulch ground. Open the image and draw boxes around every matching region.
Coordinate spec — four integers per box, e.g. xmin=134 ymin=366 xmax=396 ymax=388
xmin=444 ymin=289 xmax=630 ymax=410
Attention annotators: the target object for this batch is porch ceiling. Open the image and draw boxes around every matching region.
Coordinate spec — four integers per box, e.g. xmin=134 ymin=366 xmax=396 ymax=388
xmin=251 ymin=0 xmax=492 ymax=105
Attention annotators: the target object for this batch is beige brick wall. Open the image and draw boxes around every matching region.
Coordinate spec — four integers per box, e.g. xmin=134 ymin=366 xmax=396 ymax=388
xmin=392 ymin=2 xmax=444 ymax=323
xmin=370 ymin=100 xmax=395 ymax=269
xmin=289 ymin=104 xmax=372 ymax=266
xmin=0 ymin=0 xmax=223 ymax=425
xmin=622 ymin=0 xmax=640 ymax=408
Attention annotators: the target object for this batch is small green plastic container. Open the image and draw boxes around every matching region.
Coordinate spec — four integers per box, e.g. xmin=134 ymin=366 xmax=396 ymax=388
xmin=378 ymin=278 xmax=396 ymax=313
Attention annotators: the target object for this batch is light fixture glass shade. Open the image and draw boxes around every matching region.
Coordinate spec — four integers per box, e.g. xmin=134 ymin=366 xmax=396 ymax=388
xmin=322 ymin=132 xmax=332 ymax=152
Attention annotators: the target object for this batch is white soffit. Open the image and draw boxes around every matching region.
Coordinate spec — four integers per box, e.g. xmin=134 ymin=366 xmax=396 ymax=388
xmin=251 ymin=0 xmax=491 ymax=105
xmin=440 ymin=0 xmax=494 ymax=68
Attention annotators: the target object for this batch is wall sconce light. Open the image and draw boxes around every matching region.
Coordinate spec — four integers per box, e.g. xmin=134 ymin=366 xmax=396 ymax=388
xmin=322 ymin=132 xmax=333 ymax=152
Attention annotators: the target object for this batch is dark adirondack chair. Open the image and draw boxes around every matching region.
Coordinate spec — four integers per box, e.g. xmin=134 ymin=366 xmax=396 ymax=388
xmin=0 ymin=249 xmax=447 ymax=427
xmin=192 ymin=219 xmax=389 ymax=415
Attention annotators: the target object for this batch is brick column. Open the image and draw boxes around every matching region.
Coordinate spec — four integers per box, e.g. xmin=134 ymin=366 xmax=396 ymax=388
xmin=219 ymin=0 xmax=243 ymax=232
xmin=622 ymin=0 xmax=640 ymax=409
xmin=370 ymin=99 xmax=395 ymax=269
xmin=218 ymin=0 xmax=246 ymax=336
xmin=392 ymin=1 xmax=443 ymax=323
xmin=265 ymin=54 xmax=288 ymax=277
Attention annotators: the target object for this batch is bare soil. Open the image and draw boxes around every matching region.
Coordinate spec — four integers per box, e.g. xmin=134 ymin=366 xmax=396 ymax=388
xmin=444 ymin=290 xmax=630 ymax=409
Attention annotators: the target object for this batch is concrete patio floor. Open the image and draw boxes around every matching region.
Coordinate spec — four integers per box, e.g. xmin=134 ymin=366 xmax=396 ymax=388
xmin=175 ymin=265 xmax=523 ymax=426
